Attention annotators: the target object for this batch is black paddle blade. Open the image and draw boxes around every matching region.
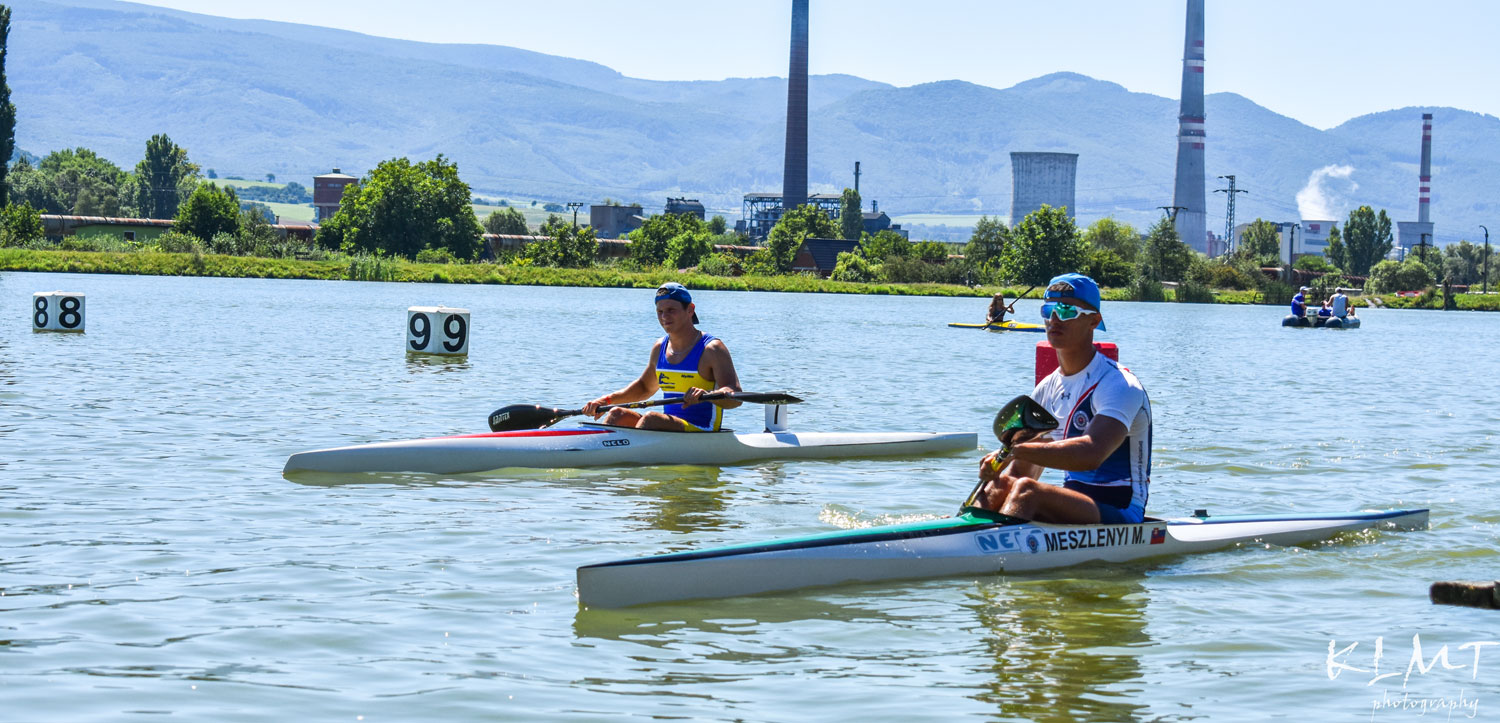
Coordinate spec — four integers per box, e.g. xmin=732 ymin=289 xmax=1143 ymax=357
xmin=488 ymin=404 xmax=572 ymax=432
xmin=731 ymin=392 xmax=803 ymax=405
xmin=991 ymin=394 xmax=1059 ymax=441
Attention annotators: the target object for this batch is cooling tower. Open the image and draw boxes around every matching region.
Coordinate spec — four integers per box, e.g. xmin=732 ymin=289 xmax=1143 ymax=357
xmin=1010 ymin=152 xmax=1078 ymax=223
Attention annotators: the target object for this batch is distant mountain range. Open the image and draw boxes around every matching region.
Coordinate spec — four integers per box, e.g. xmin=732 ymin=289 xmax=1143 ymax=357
xmin=8 ymin=0 xmax=1497 ymax=244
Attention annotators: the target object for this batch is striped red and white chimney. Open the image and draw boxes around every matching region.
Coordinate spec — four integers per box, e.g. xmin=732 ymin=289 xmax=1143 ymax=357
xmin=1418 ymin=113 xmax=1432 ymax=224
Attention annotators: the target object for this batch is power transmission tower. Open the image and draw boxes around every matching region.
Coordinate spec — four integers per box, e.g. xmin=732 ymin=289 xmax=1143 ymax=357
xmin=1158 ymin=206 xmax=1188 ymax=221
xmin=1214 ymin=175 xmax=1248 ymax=256
xmin=567 ymin=202 xmax=584 ymax=228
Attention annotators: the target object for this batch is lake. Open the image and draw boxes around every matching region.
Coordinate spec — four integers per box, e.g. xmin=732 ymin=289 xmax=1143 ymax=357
xmin=3 ymin=272 xmax=1496 ymax=721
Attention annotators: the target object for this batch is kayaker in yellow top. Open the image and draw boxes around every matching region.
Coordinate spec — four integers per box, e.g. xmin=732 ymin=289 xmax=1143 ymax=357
xmin=582 ymin=283 xmax=742 ymax=431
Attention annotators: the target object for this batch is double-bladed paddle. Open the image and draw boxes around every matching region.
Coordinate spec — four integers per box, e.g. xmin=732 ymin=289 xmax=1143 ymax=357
xmin=960 ymin=394 xmax=1060 ymax=512
xmin=487 ymin=391 xmax=804 ymax=432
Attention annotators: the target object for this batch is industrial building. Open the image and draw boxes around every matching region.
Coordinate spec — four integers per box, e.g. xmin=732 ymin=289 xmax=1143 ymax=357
xmin=1010 ymin=152 xmax=1078 ymax=223
xmin=739 ymin=192 xmax=843 ymax=239
xmin=664 ymin=197 xmax=706 ymax=219
xmin=1171 ymin=0 xmax=1209 ymax=253
xmin=312 ymin=168 xmax=357 ymax=221
xmin=1231 ymin=220 xmax=1330 ymax=265
xmin=590 ymin=203 xmax=646 ymax=239
xmin=1396 ymin=113 xmax=1436 ymax=255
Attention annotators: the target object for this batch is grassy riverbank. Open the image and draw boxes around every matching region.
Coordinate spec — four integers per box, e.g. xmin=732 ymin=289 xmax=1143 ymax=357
xmin=7 ymin=248 xmax=1499 ymax=310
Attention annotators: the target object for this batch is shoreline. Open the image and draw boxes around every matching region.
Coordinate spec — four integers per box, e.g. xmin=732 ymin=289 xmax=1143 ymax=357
xmin=3 ymin=248 xmax=1495 ymax=310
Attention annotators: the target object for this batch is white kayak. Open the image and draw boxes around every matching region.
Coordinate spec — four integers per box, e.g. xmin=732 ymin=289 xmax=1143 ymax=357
xmin=577 ymin=507 xmax=1429 ymax=608
xmin=283 ymin=423 xmax=978 ymax=475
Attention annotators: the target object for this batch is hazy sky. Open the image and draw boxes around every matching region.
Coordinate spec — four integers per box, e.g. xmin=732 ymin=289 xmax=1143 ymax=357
xmin=129 ymin=0 xmax=1498 ymax=129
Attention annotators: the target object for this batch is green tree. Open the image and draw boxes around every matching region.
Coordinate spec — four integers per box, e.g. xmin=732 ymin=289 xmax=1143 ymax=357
xmin=266 ymin=173 xmax=275 ymax=183
xmin=0 ymin=200 xmax=41 ymax=247
xmin=131 ymin=134 xmax=200 ymax=219
xmin=1085 ymin=248 xmax=1135 ymax=288
xmin=912 ymin=240 xmax=949 ymax=264
xmin=1440 ymin=240 xmax=1488 ymax=286
xmin=1237 ymin=219 xmax=1282 ymax=261
xmin=484 ymin=207 xmax=528 ymax=235
xmin=1001 ymin=205 xmax=1086 ymax=286
xmin=1081 ymin=217 xmax=1140 ymax=264
xmin=628 ymin=212 xmax=705 ymax=267
xmin=40 ymin=148 xmax=128 ymax=216
xmin=1339 ymin=205 xmax=1394 ymax=276
xmin=765 ymin=204 xmax=836 ymax=273
xmin=0 ymin=6 xmax=15 ymax=206
xmin=838 ymin=187 xmax=862 ymax=240
xmin=174 ymin=182 xmax=241 ymax=241
xmin=1142 ymin=217 xmax=1196 ymax=282
xmin=525 ymin=214 xmax=598 ymax=268
xmin=1293 ymin=254 xmax=1339 ymax=274
xmin=859 ymin=229 xmax=910 ymax=261
xmin=5 ymin=157 xmax=60 ymax=212
xmin=313 ymin=155 xmax=484 ymax=260
xmin=963 ymin=216 xmax=1008 ymax=273
xmin=1367 ymin=258 xmax=1432 ymax=293
xmin=1324 ymin=223 xmax=1346 ymax=270
xmin=668 ymin=228 xmax=714 ymax=269
xmin=707 ymin=215 xmax=727 ymax=235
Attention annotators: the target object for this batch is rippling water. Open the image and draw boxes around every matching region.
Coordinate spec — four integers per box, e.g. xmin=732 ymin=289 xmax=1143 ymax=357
xmin=3 ymin=272 xmax=1497 ymax=721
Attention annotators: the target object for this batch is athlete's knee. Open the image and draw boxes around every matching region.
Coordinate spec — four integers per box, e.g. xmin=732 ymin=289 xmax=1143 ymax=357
xmin=601 ymin=408 xmax=632 ymax=425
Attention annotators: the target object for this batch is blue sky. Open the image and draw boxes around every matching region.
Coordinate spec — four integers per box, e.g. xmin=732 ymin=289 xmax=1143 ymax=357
xmin=132 ymin=0 xmax=1496 ymax=129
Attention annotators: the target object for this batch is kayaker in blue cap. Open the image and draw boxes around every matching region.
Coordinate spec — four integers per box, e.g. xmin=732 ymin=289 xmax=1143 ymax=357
xmin=581 ymin=282 xmax=742 ymax=431
xmin=972 ymin=272 xmax=1154 ymax=524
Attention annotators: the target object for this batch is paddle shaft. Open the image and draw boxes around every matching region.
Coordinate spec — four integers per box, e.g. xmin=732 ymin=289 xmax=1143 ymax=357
xmin=488 ymin=391 xmax=802 ymax=432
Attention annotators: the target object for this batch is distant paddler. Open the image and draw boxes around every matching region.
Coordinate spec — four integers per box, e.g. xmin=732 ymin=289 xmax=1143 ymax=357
xmin=581 ymin=283 xmax=742 ymax=431
xmin=985 ymin=285 xmax=1035 ymax=325
xmin=972 ymin=273 xmax=1153 ymax=524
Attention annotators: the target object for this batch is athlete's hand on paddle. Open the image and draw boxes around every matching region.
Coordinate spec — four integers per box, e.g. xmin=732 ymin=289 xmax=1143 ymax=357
xmin=488 ymin=391 xmax=804 ymax=432
xmin=962 ymin=394 xmax=1059 ymax=513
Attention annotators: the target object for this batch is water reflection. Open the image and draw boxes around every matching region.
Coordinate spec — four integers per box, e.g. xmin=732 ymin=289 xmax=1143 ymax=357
xmin=965 ymin=574 xmax=1150 ymax=722
xmin=286 ymin=463 xmax=742 ymax=536
xmin=403 ymin=354 xmax=471 ymax=373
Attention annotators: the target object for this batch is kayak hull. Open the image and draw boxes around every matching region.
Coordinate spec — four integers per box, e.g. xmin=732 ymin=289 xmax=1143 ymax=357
xmin=948 ymin=321 xmax=1046 ymax=332
xmin=577 ymin=508 xmax=1429 ymax=608
xmin=283 ymin=424 xmax=978 ymax=474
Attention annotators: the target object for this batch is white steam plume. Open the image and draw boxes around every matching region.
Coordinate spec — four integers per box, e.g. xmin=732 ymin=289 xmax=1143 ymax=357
xmin=1295 ymin=164 xmax=1357 ymax=221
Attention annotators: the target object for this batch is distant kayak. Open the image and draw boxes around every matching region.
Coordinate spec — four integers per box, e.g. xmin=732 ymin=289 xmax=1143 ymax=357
xmin=947 ymin=321 xmax=1046 ymax=333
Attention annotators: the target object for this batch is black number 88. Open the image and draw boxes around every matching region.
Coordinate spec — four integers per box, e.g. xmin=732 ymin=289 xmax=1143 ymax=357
xmin=34 ymin=296 xmax=48 ymax=328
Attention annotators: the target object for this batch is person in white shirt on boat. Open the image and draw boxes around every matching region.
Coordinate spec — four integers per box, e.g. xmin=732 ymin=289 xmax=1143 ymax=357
xmin=1327 ymin=289 xmax=1349 ymax=319
xmin=581 ymin=283 xmax=742 ymax=431
xmin=972 ymin=273 xmax=1153 ymax=524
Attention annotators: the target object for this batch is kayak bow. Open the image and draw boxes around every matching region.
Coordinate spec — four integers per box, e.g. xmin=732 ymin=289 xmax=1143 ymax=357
xmin=576 ymin=508 xmax=1429 ymax=608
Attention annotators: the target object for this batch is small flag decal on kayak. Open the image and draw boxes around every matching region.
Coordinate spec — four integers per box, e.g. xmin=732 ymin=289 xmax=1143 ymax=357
xmin=1150 ymin=528 xmax=1166 ymax=545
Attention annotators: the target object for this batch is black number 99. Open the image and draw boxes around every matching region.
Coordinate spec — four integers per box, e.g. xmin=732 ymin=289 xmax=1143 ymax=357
xmin=34 ymin=296 xmax=48 ymax=328
xmin=442 ymin=314 xmax=467 ymax=352
xmin=409 ymin=313 xmax=430 ymax=351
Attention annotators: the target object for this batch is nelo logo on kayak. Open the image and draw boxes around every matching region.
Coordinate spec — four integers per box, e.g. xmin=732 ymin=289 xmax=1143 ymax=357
xmin=602 ymin=439 xmax=630 ymax=447
xmin=1038 ymin=526 xmax=1162 ymax=552
xmin=975 ymin=530 xmax=1025 ymax=553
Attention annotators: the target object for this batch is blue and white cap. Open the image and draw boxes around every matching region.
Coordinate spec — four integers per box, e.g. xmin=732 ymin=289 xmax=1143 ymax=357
xmin=1044 ymin=273 xmax=1106 ymax=331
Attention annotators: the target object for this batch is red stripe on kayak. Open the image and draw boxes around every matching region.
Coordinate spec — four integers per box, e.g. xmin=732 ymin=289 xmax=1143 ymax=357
xmin=440 ymin=429 xmax=612 ymax=440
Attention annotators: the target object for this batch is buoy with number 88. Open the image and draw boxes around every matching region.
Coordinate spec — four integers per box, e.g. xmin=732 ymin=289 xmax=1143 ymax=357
xmin=32 ymin=292 xmax=86 ymax=333
xmin=407 ymin=306 xmax=469 ymax=355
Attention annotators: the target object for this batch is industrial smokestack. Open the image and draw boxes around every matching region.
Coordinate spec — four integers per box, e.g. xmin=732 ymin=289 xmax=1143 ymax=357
xmin=1171 ymin=0 xmax=1207 ymax=253
xmin=782 ymin=0 xmax=809 ymax=212
xmin=1418 ymin=112 xmax=1432 ymax=224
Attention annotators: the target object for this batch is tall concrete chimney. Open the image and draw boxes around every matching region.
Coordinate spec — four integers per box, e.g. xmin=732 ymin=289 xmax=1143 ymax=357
xmin=1171 ymin=0 xmax=1207 ymax=253
xmin=1418 ymin=113 xmax=1432 ymax=224
xmin=782 ymin=0 xmax=809 ymax=212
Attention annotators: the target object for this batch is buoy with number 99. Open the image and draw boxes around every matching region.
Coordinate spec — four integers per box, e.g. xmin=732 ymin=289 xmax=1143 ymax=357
xmin=407 ymin=306 xmax=469 ymax=356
